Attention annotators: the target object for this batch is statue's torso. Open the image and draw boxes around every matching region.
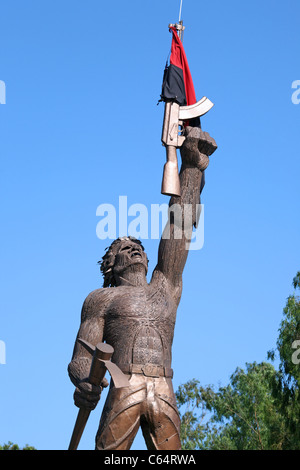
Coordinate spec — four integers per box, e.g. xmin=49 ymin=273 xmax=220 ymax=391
xmin=102 ymin=278 xmax=177 ymax=369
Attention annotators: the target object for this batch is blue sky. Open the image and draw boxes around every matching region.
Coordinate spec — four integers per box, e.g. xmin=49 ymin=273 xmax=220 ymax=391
xmin=0 ymin=0 xmax=299 ymax=450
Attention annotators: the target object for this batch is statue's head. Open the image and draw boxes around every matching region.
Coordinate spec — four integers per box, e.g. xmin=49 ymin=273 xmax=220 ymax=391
xmin=99 ymin=236 xmax=149 ymax=287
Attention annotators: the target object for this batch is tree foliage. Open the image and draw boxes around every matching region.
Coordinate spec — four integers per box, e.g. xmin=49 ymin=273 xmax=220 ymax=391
xmin=176 ymin=271 xmax=300 ymax=450
xmin=0 ymin=441 xmax=36 ymax=450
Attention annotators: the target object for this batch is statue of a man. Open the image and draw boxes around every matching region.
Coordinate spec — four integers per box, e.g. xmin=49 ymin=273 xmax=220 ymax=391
xmin=68 ymin=126 xmax=217 ymax=450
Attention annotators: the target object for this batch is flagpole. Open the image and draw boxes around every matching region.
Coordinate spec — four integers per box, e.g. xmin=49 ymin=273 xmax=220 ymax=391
xmin=179 ymin=0 xmax=183 ymax=23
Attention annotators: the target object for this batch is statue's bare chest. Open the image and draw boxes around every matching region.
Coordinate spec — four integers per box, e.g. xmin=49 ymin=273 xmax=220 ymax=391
xmin=107 ymin=284 xmax=175 ymax=323
xmin=103 ymin=283 xmax=177 ymax=367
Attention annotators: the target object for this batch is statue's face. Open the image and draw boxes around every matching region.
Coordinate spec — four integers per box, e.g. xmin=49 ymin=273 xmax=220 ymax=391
xmin=113 ymin=240 xmax=148 ymax=276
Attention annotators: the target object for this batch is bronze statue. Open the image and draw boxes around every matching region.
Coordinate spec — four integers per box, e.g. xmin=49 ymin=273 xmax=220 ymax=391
xmin=68 ymin=125 xmax=217 ymax=450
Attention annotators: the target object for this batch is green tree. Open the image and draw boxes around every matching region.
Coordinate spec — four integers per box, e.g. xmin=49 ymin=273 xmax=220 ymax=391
xmin=176 ymin=363 xmax=287 ymax=450
xmin=176 ymin=271 xmax=300 ymax=450
xmin=175 ymin=379 xmax=207 ymax=450
xmin=267 ymin=270 xmax=300 ymax=448
xmin=0 ymin=441 xmax=36 ymax=450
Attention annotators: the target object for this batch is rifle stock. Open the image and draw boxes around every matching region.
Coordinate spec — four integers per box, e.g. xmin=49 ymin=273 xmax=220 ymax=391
xmin=161 ymin=145 xmax=180 ymax=197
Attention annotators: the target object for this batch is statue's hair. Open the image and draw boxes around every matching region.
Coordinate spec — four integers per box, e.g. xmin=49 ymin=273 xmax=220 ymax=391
xmin=98 ymin=236 xmax=147 ymax=288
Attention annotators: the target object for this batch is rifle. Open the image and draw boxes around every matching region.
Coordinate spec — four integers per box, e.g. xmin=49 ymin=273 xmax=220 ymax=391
xmin=161 ymin=97 xmax=214 ymax=196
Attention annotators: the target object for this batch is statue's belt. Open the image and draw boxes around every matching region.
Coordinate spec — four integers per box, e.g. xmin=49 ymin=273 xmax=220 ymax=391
xmin=118 ymin=363 xmax=173 ymax=379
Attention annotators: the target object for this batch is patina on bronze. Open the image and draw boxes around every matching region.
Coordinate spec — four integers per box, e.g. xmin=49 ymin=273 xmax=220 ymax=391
xmin=68 ymin=125 xmax=217 ymax=450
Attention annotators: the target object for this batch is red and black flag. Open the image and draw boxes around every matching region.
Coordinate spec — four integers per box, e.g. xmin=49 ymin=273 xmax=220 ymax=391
xmin=161 ymin=26 xmax=197 ymax=107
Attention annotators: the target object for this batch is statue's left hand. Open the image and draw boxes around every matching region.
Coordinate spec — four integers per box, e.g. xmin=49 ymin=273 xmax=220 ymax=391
xmin=73 ymin=377 xmax=109 ymax=410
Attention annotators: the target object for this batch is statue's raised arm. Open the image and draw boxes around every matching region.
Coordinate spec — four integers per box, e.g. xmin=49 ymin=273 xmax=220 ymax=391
xmin=152 ymin=126 xmax=217 ymax=301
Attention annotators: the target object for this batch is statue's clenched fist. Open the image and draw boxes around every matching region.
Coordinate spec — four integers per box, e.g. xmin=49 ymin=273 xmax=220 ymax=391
xmin=74 ymin=378 xmax=108 ymax=410
xmin=181 ymin=126 xmax=217 ymax=170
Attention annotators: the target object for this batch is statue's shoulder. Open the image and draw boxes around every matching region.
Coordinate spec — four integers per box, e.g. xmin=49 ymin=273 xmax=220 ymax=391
xmin=81 ymin=287 xmax=115 ymax=320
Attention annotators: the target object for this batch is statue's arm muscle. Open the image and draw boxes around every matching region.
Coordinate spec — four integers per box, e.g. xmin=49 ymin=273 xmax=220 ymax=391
xmin=68 ymin=289 xmax=109 ymax=386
